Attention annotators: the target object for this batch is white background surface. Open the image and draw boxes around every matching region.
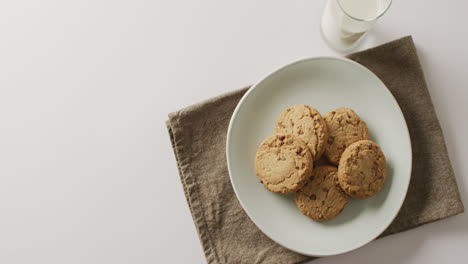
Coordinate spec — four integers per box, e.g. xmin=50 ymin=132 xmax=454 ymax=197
xmin=0 ymin=0 xmax=466 ymax=263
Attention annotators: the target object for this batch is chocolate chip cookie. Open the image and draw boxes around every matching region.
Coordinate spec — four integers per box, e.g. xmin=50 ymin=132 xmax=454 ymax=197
xmin=337 ymin=140 xmax=387 ymax=199
xmin=255 ymin=134 xmax=313 ymax=194
xmin=323 ymin=107 xmax=370 ymax=165
xmin=275 ymin=105 xmax=328 ymax=161
xmin=295 ymin=166 xmax=348 ymax=221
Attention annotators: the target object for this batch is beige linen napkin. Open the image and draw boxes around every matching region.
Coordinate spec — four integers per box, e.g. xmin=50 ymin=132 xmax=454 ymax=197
xmin=166 ymin=36 xmax=464 ymax=264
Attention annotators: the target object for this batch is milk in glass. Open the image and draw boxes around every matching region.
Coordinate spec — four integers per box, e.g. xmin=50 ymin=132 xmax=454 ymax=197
xmin=321 ymin=0 xmax=389 ymax=51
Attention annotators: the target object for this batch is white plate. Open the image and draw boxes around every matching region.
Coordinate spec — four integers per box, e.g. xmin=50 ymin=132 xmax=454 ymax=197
xmin=226 ymin=57 xmax=412 ymax=256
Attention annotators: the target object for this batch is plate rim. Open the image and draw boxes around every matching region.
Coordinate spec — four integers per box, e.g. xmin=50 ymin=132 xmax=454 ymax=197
xmin=226 ymin=56 xmax=413 ymax=256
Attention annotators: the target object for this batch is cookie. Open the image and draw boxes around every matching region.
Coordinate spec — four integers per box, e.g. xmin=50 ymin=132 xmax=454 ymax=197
xmin=275 ymin=105 xmax=328 ymax=161
xmin=295 ymin=166 xmax=348 ymax=221
xmin=337 ymin=140 xmax=387 ymax=199
xmin=323 ymin=107 xmax=370 ymax=165
xmin=255 ymin=134 xmax=313 ymax=194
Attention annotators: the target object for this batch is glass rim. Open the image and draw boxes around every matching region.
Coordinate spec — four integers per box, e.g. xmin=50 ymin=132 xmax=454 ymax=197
xmin=336 ymin=0 xmax=392 ymax=22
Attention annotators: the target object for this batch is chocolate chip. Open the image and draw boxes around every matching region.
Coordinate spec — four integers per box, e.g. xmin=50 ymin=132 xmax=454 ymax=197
xmin=277 ymin=135 xmax=286 ymax=141
xmin=310 ymin=194 xmax=316 ymax=200
xmin=296 ymin=146 xmax=302 ymax=154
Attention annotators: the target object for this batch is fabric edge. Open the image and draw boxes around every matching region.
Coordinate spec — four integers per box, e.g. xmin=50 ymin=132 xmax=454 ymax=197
xmin=168 ymin=86 xmax=250 ymax=119
xmin=166 ymin=118 xmax=220 ymax=264
xmin=346 ymin=35 xmax=413 ymax=59
xmin=381 ymin=206 xmax=464 ymax=238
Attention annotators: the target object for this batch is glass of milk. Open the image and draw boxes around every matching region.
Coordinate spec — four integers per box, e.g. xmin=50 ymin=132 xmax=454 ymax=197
xmin=321 ymin=0 xmax=392 ymax=52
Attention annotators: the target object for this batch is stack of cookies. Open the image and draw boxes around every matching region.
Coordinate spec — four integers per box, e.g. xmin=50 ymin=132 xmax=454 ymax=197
xmin=254 ymin=105 xmax=387 ymax=221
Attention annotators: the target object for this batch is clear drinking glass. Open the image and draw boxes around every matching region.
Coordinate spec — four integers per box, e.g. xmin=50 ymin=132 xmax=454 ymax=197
xmin=321 ymin=0 xmax=392 ymax=52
